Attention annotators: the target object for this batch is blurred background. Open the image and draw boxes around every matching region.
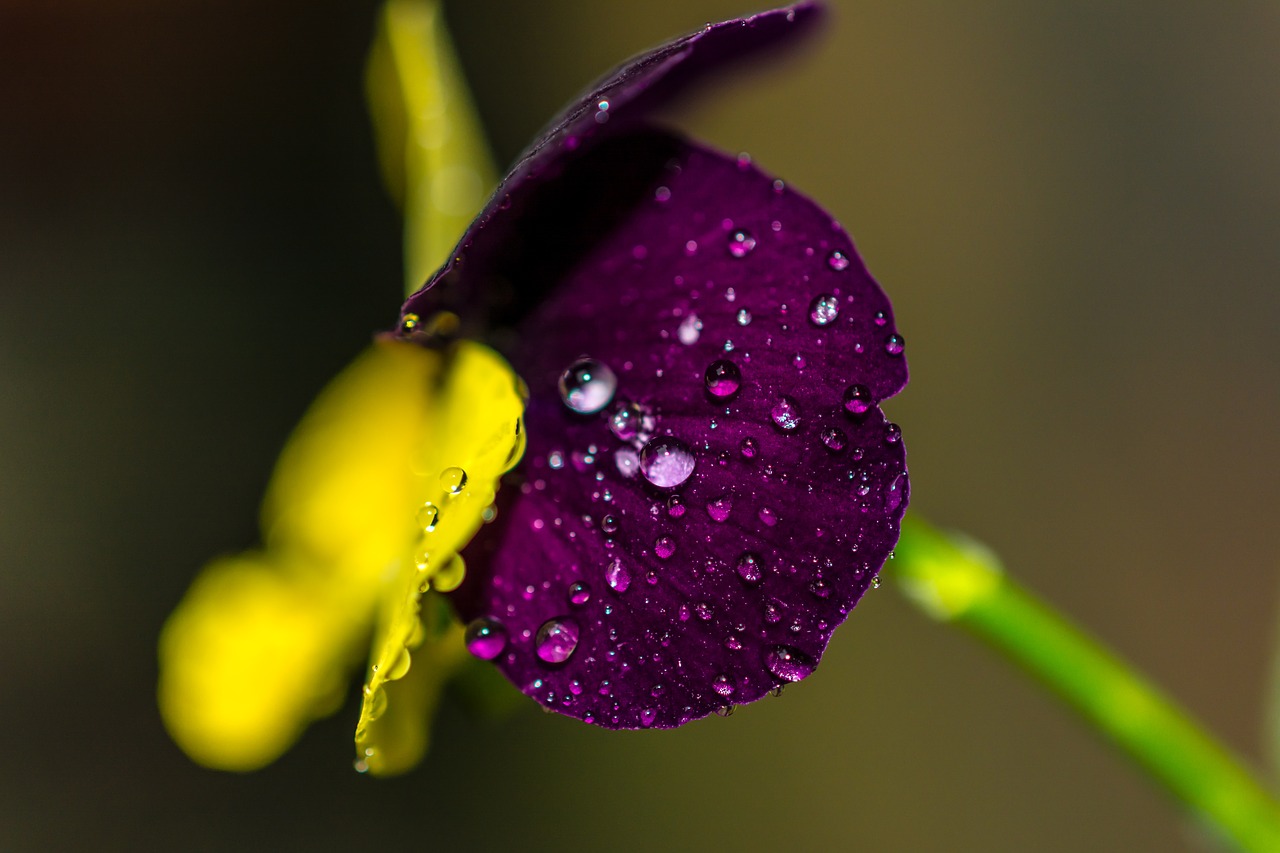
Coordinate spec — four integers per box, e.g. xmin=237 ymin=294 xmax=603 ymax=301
xmin=2 ymin=0 xmax=1278 ymax=849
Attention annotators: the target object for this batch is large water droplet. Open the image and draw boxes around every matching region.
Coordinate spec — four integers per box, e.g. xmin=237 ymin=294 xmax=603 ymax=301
xmin=842 ymin=384 xmax=873 ymax=417
xmin=764 ymin=645 xmax=816 ymax=682
xmin=770 ymin=396 xmax=802 ymax=431
xmin=808 ymin=294 xmax=840 ymax=326
xmin=884 ymin=334 xmax=905 ymax=356
xmin=465 ymin=618 xmax=508 ymax=660
xmin=639 ymin=437 xmax=696 ymax=489
xmin=535 ymin=617 xmax=580 ymax=664
xmin=605 ymin=559 xmax=631 ymax=593
xmin=827 ymin=250 xmax=850 ymax=271
xmin=385 ymin=647 xmax=412 ymax=681
xmin=728 ymin=229 xmax=756 ymax=258
xmin=439 ymin=467 xmax=468 ymax=495
xmin=735 ymin=552 xmax=763 ymax=584
xmin=704 ymin=360 xmax=741 ymax=399
xmin=568 ymin=581 xmax=592 ymax=606
xmin=558 ymin=357 xmax=617 ymax=414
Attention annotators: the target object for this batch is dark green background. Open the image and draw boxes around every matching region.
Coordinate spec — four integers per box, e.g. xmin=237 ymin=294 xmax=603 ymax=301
xmin=3 ymin=1 xmax=1278 ymax=849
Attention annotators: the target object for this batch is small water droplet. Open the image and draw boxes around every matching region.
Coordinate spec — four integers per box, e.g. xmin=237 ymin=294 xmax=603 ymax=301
xmin=872 ymin=575 xmax=882 ymax=589
xmin=677 ymin=312 xmax=703 ymax=345
xmin=639 ymin=437 xmax=696 ymax=489
xmin=765 ymin=645 xmax=816 ymax=682
xmin=739 ymin=437 xmax=759 ymax=459
xmin=707 ymin=494 xmax=733 ymax=523
xmin=735 ymin=552 xmax=763 ymax=584
xmin=609 ymin=399 xmax=654 ymax=442
xmin=770 ymin=396 xmax=802 ymax=431
xmin=439 ymin=466 xmax=468 ymax=495
xmin=884 ymin=333 xmax=905 ymax=356
xmin=759 ymin=506 xmax=778 ymax=527
xmin=704 ymin=359 xmax=741 ymax=399
xmin=654 ymin=536 xmax=676 ymax=560
xmin=385 ymin=648 xmax=412 ymax=681
xmin=874 ymin=311 xmax=888 ymax=327
xmin=736 ymin=308 xmax=753 ymax=326
xmin=654 ymin=185 xmax=671 ymax=203
xmin=728 ymin=230 xmax=756 ymax=258
xmin=465 ymin=618 xmax=508 ymax=660
xmin=666 ymin=495 xmax=686 ymax=518
xmin=568 ymin=581 xmax=592 ymax=606
xmin=808 ymin=579 xmax=832 ymax=599
xmin=885 ymin=422 xmax=902 ymax=444
xmin=820 ymin=427 xmax=847 ymax=452
xmin=535 ymin=617 xmax=580 ymax=664
xmin=400 ymin=313 xmax=420 ymax=333
xmin=432 ymin=554 xmax=465 ymax=593
xmin=614 ymin=447 xmax=640 ymax=478
xmin=809 ymin=294 xmax=840 ymax=326
xmin=639 ymin=708 xmax=657 ymax=727
xmin=842 ymin=384 xmax=873 ymax=417
xmin=827 ymin=250 xmax=851 ymax=271
xmin=416 ymin=502 xmax=439 ymax=532
xmin=559 ymin=357 xmax=617 ymax=414
xmin=606 ymin=559 xmax=631 ymax=593
xmin=601 ymin=515 xmax=619 ymax=534
xmin=713 ymin=674 xmax=735 ymax=697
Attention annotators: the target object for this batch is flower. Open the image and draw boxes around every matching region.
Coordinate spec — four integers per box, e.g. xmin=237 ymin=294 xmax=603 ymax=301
xmin=159 ymin=0 xmax=908 ymax=776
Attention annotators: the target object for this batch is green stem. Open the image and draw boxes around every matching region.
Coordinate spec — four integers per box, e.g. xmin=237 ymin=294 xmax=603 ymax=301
xmin=890 ymin=513 xmax=1280 ymax=853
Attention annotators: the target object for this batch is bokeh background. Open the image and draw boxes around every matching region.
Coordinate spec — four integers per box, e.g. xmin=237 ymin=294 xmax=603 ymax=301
xmin=3 ymin=0 xmax=1278 ymax=849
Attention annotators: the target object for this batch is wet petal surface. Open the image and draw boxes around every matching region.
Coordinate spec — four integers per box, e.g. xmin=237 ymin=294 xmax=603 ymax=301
xmin=452 ymin=133 xmax=908 ymax=728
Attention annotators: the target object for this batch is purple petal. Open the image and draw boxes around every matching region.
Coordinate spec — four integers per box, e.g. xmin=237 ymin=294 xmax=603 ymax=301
xmin=400 ymin=3 xmax=822 ymax=333
xmin=451 ymin=131 xmax=909 ymax=729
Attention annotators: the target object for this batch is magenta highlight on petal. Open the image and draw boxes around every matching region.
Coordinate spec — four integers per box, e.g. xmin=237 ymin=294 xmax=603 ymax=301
xmin=442 ymin=2 xmax=909 ymax=731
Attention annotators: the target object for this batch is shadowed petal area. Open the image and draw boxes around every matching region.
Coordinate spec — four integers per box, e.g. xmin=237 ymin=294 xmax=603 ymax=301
xmin=452 ymin=131 xmax=908 ymax=728
xmin=400 ymin=2 xmax=821 ymax=332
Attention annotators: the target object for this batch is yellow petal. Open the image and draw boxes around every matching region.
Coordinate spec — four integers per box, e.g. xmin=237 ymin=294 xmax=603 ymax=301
xmin=356 ymin=339 xmax=525 ymax=775
xmin=366 ymin=0 xmax=498 ymax=292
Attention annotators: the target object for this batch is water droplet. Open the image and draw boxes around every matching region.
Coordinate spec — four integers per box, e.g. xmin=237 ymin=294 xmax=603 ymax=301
xmin=639 ymin=708 xmax=657 ymax=727
xmin=614 ymin=447 xmax=640 ymax=478
xmin=886 ymin=473 xmax=907 ymax=513
xmin=728 ymin=230 xmax=756 ymax=258
xmin=739 ymin=437 xmax=758 ymax=458
xmin=535 ymin=617 xmax=580 ymax=664
xmin=820 ymin=427 xmax=847 ymax=452
xmin=842 ymin=384 xmax=873 ymax=417
xmin=639 ymin=437 xmax=696 ymax=489
xmin=439 ymin=467 xmax=468 ymax=495
xmin=567 ymin=581 xmax=591 ymax=606
xmin=385 ymin=648 xmax=412 ymax=681
xmin=695 ymin=602 xmax=714 ymax=621
xmin=770 ymin=396 xmax=802 ymax=431
xmin=736 ymin=308 xmax=753 ymax=326
xmin=666 ymin=495 xmax=686 ymax=518
xmin=872 ymin=575 xmax=882 ymax=590
xmin=605 ymin=559 xmax=631 ymax=593
xmin=764 ymin=645 xmax=816 ymax=682
xmin=704 ymin=360 xmax=741 ymax=399
xmin=713 ymin=674 xmax=735 ymax=697
xmin=432 ymin=554 xmax=465 ymax=593
xmin=601 ymin=515 xmax=619 ymax=534
xmin=707 ymin=494 xmax=733 ymax=523
xmin=764 ymin=600 xmax=783 ymax=623
xmin=548 ymin=450 xmax=564 ymax=469
xmin=885 ymin=422 xmax=902 ymax=444
xmin=609 ymin=399 xmax=653 ymax=442
xmin=400 ymin=313 xmax=420 ymax=333
xmin=735 ymin=552 xmax=763 ymax=584
xmin=654 ymin=185 xmax=671 ymax=203
xmin=873 ymin=311 xmax=888 ymax=327
xmin=465 ymin=618 xmax=508 ymax=660
xmin=808 ymin=579 xmax=832 ymax=599
xmin=558 ymin=357 xmax=617 ymax=414
xmin=759 ymin=507 xmax=778 ymax=527
xmin=677 ymin=313 xmax=703 ymax=345
xmin=827 ymin=250 xmax=850 ymax=271
xmin=654 ymin=536 xmax=676 ymax=560
xmin=416 ymin=502 xmax=439 ymax=532
xmin=884 ymin=333 xmax=905 ymax=356
xmin=808 ymin=294 xmax=840 ymax=326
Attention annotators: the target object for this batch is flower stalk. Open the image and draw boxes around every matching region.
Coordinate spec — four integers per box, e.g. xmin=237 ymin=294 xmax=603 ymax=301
xmin=891 ymin=514 xmax=1280 ymax=853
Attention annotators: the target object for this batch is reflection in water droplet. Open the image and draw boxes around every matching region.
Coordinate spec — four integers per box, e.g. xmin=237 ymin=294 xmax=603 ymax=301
xmin=707 ymin=495 xmax=733 ymax=523
xmin=558 ymin=357 xmax=617 ymax=414
xmin=654 ymin=536 xmax=676 ymax=560
xmin=821 ymin=427 xmax=847 ymax=453
xmin=770 ymin=396 xmax=802 ymax=431
xmin=884 ymin=334 xmax=905 ymax=356
xmin=764 ymin=645 xmax=816 ymax=682
xmin=605 ymin=559 xmax=631 ymax=593
xmin=808 ymin=294 xmax=840 ymax=326
xmin=465 ymin=618 xmax=508 ymax=660
xmin=842 ymin=384 xmax=873 ymax=417
xmin=728 ymin=229 xmax=756 ymax=258
xmin=568 ymin=581 xmax=592 ymax=606
xmin=639 ymin=437 xmax=696 ymax=488
xmin=666 ymin=495 xmax=686 ymax=518
xmin=439 ymin=467 xmax=468 ymax=495
xmin=704 ymin=360 xmax=742 ymax=399
xmin=827 ymin=250 xmax=850 ymax=271
xmin=735 ymin=552 xmax=763 ymax=584
xmin=535 ymin=617 xmax=580 ymax=664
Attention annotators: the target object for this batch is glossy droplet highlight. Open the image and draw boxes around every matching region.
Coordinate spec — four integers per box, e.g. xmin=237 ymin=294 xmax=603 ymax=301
xmin=808 ymin=294 xmax=839 ymax=326
xmin=884 ymin=334 xmax=905 ymax=356
xmin=639 ymin=437 xmax=696 ymax=489
xmin=735 ymin=552 xmax=763 ymax=584
xmin=704 ymin=360 xmax=741 ymax=399
xmin=464 ymin=618 xmax=508 ymax=660
xmin=605 ymin=559 xmax=631 ymax=593
xmin=765 ymin=645 xmax=816 ymax=682
xmin=827 ymin=250 xmax=850 ymax=271
xmin=728 ymin=229 xmax=756 ymax=258
xmin=439 ymin=467 xmax=468 ymax=495
xmin=535 ymin=617 xmax=580 ymax=664
xmin=558 ymin=357 xmax=617 ymax=414
xmin=842 ymin=384 xmax=873 ymax=417
xmin=770 ymin=396 xmax=802 ymax=431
